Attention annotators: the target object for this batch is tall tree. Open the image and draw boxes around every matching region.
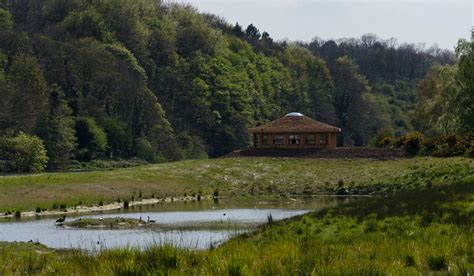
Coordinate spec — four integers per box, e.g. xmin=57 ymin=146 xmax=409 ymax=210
xmin=330 ymin=56 xmax=370 ymax=146
xmin=454 ymin=38 xmax=474 ymax=132
xmin=36 ymin=84 xmax=77 ymax=167
xmin=5 ymin=54 xmax=48 ymax=134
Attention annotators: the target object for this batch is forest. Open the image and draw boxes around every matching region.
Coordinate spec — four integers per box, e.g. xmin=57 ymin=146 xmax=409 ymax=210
xmin=0 ymin=0 xmax=472 ymax=172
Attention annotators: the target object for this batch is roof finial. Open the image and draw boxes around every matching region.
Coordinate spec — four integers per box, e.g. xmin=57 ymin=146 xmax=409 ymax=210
xmin=285 ymin=112 xmax=304 ymax=117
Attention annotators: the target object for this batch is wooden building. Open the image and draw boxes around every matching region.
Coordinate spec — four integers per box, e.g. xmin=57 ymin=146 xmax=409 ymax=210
xmin=248 ymin=112 xmax=341 ymax=149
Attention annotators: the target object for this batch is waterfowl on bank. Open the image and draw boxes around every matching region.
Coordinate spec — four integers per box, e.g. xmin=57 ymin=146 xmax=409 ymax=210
xmin=147 ymin=216 xmax=156 ymax=223
xmin=55 ymin=216 xmax=66 ymax=223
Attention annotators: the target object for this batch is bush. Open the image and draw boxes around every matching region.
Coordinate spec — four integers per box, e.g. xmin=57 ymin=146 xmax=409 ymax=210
xmin=420 ymin=133 xmax=472 ymax=157
xmin=403 ymin=132 xmax=423 ymax=155
xmin=0 ymin=133 xmax=48 ymax=173
xmin=135 ymin=137 xmax=157 ymax=163
xmin=378 ymin=137 xmax=393 ymax=148
xmin=374 ymin=126 xmax=395 ymax=147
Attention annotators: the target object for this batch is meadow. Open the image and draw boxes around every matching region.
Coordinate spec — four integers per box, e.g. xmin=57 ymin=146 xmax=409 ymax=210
xmin=1 ymin=169 xmax=473 ymax=274
xmin=0 ymin=157 xmax=472 ymax=214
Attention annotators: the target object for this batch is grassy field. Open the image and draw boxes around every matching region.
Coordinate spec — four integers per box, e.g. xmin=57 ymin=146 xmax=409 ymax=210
xmin=1 ymin=176 xmax=473 ymax=274
xmin=0 ymin=157 xmax=472 ymax=213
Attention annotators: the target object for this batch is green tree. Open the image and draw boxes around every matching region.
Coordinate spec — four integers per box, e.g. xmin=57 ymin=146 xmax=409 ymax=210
xmin=62 ymin=7 xmax=114 ymax=43
xmin=454 ymin=38 xmax=474 ymax=132
xmin=36 ymin=84 xmax=77 ymax=167
xmin=412 ymin=65 xmax=460 ymax=136
xmin=101 ymin=117 xmax=132 ymax=158
xmin=330 ymin=56 xmax=371 ymax=146
xmin=5 ymin=54 xmax=48 ymax=134
xmin=0 ymin=8 xmax=13 ymax=30
xmin=245 ymin=24 xmax=260 ymax=40
xmin=0 ymin=133 xmax=48 ymax=173
xmin=75 ymin=117 xmax=107 ymax=161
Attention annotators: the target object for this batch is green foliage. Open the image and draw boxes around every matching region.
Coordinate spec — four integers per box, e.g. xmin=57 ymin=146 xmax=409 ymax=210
xmin=135 ymin=137 xmax=157 ymax=163
xmin=62 ymin=7 xmax=114 ymax=43
xmin=454 ymin=38 xmax=474 ymax=132
xmin=403 ymin=131 xmax=423 ymax=155
xmin=331 ymin=56 xmax=370 ymax=146
xmin=3 ymin=54 xmax=48 ymax=134
xmin=0 ymin=8 xmax=13 ymax=30
xmin=0 ymin=133 xmax=48 ymax=172
xmin=374 ymin=126 xmax=395 ymax=147
xmin=412 ymin=65 xmax=461 ymax=136
xmin=0 ymin=0 xmax=468 ymax=167
xmin=101 ymin=117 xmax=132 ymax=158
xmin=36 ymin=84 xmax=77 ymax=167
xmin=75 ymin=117 xmax=107 ymax=161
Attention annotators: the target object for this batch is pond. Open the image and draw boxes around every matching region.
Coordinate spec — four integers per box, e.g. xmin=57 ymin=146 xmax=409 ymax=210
xmin=0 ymin=196 xmax=350 ymax=251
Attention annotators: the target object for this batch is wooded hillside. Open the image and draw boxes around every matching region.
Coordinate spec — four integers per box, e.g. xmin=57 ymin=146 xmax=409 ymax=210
xmin=0 ymin=0 xmax=471 ymax=171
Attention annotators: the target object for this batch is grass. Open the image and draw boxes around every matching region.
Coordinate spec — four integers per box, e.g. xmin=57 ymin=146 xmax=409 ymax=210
xmin=0 ymin=157 xmax=472 ymax=213
xmin=62 ymin=217 xmax=253 ymax=231
xmin=63 ymin=217 xmax=147 ymax=228
xmin=0 ymin=178 xmax=473 ymax=274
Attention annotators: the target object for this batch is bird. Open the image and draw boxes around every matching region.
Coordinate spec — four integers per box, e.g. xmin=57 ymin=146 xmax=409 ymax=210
xmin=147 ymin=216 xmax=156 ymax=223
xmin=223 ymin=213 xmax=226 ymax=216
xmin=55 ymin=216 xmax=66 ymax=223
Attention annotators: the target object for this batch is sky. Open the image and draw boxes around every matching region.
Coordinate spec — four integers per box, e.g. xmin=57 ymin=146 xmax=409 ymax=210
xmin=180 ymin=0 xmax=473 ymax=50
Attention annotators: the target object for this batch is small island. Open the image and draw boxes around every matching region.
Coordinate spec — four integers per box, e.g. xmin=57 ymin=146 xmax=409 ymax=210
xmin=62 ymin=217 xmax=256 ymax=231
xmin=64 ymin=217 xmax=153 ymax=229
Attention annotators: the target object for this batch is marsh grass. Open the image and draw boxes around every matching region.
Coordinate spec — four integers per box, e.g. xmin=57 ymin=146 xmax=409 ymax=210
xmin=1 ymin=176 xmax=473 ymax=274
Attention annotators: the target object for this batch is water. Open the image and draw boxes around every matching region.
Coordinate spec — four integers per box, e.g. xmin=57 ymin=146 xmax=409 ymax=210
xmin=0 ymin=196 xmax=347 ymax=251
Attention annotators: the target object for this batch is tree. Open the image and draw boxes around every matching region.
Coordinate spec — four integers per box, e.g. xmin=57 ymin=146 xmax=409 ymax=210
xmin=412 ymin=65 xmax=460 ymax=136
xmin=0 ymin=133 xmax=48 ymax=173
xmin=261 ymin=31 xmax=272 ymax=43
xmin=245 ymin=24 xmax=260 ymax=40
xmin=454 ymin=38 xmax=474 ymax=132
xmin=5 ymin=54 xmax=48 ymax=134
xmin=232 ymin=22 xmax=243 ymax=37
xmin=101 ymin=117 xmax=132 ymax=158
xmin=75 ymin=117 xmax=107 ymax=161
xmin=36 ymin=84 xmax=77 ymax=167
xmin=330 ymin=57 xmax=370 ymax=146
xmin=0 ymin=8 xmax=13 ymax=30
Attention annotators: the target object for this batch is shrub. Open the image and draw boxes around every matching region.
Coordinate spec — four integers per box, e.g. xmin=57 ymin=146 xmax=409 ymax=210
xmin=374 ymin=126 xmax=395 ymax=147
xmin=403 ymin=132 xmax=423 ymax=155
xmin=465 ymin=145 xmax=474 ymax=158
xmin=0 ymin=133 xmax=48 ymax=173
xmin=393 ymin=135 xmax=407 ymax=148
xmin=379 ymin=137 xmax=393 ymax=148
xmin=135 ymin=137 xmax=156 ymax=163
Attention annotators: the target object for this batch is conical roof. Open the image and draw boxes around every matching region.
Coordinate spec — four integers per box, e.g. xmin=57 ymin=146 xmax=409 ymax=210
xmin=249 ymin=113 xmax=341 ymax=133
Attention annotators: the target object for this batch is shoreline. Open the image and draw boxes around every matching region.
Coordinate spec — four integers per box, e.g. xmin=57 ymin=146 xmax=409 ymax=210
xmin=0 ymin=194 xmax=376 ymax=220
xmin=0 ymin=195 xmax=213 ymax=219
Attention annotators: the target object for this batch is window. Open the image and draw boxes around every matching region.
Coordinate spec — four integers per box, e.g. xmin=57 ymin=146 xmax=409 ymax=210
xmin=274 ymin=135 xmax=285 ymax=145
xmin=306 ymin=135 xmax=315 ymax=144
xmin=320 ymin=134 xmax=328 ymax=145
xmin=262 ymin=134 xmax=269 ymax=145
xmin=289 ymin=135 xmax=300 ymax=145
xmin=254 ymin=134 xmax=260 ymax=147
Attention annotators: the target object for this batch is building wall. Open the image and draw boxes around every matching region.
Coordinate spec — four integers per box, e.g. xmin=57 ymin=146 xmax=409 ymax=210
xmin=253 ymin=132 xmax=338 ymax=149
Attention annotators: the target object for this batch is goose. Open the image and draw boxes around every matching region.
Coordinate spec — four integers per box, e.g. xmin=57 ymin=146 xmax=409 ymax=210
xmin=55 ymin=216 xmax=66 ymax=223
xmin=147 ymin=216 xmax=156 ymax=223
